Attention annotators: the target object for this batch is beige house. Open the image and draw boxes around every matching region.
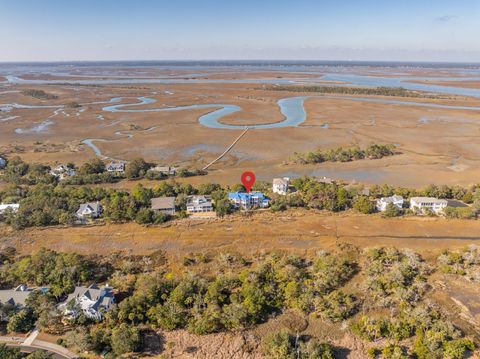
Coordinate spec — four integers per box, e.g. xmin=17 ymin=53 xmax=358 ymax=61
xmin=151 ymin=197 xmax=176 ymax=215
xmin=150 ymin=166 xmax=177 ymax=176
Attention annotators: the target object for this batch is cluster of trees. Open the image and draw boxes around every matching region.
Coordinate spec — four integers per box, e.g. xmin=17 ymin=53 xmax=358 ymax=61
xmin=1 ymin=157 xmax=55 ymax=185
xmin=269 ymin=85 xmax=431 ymax=98
xmin=291 ymin=144 xmax=396 ymax=164
xmin=437 ymin=245 xmax=480 ymax=282
xmin=262 ymin=330 xmax=334 ymax=359
xmin=21 ymin=89 xmax=58 ymax=100
xmin=350 ymin=247 xmax=475 ymax=358
xmin=0 ymin=248 xmax=112 ymax=296
xmin=0 ymin=157 xmax=205 ymax=187
xmin=0 ymin=246 xmax=476 ymax=358
xmin=352 ymin=305 xmax=474 ymax=359
xmin=112 ymin=253 xmax=357 ymax=336
xmin=363 ymin=247 xmax=430 ymax=307
xmin=61 ymin=324 xmax=140 ymax=357
xmin=0 ymin=345 xmax=52 ymax=359
xmin=0 ymin=178 xmax=229 ymax=228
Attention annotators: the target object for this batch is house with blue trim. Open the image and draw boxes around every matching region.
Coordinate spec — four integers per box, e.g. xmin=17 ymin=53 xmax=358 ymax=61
xmin=228 ymin=191 xmax=270 ymax=210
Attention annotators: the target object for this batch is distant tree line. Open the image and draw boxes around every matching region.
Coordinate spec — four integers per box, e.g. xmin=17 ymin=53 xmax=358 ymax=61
xmin=268 ymin=85 xmax=435 ymax=98
xmin=21 ymin=89 xmax=58 ymax=100
xmin=290 ymin=144 xmax=397 ymax=164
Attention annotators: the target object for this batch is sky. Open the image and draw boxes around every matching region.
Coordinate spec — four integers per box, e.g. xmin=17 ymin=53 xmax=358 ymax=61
xmin=1 ymin=0 xmax=479 ymax=62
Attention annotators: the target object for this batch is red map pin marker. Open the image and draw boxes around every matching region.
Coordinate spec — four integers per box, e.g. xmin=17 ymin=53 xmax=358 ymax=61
xmin=241 ymin=171 xmax=256 ymax=193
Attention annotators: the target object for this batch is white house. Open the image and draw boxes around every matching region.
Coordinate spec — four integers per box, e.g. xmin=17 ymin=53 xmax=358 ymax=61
xmin=272 ymin=177 xmax=290 ymax=195
xmin=186 ymin=195 xmax=214 ymax=215
xmin=50 ymin=164 xmax=76 ymax=180
xmin=0 ymin=203 xmax=20 ymax=215
xmin=106 ymin=162 xmax=125 ymax=173
xmin=61 ymin=284 xmax=114 ymax=321
xmin=376 ymin=195 xmax=404 ymax=212
xmin=151 ymin=196 xmax=176 ymax=215
xmin=76 ymin=202 xmax=102 ymax=221
xmin=410 ymin=197 xmax=448 ymax=214
xmin=0 ymin=157 xmax=6 ymax=169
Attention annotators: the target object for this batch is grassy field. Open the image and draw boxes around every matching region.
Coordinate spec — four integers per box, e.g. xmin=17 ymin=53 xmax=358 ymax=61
xmin=3 ymin=209 xmax=479 ymax=260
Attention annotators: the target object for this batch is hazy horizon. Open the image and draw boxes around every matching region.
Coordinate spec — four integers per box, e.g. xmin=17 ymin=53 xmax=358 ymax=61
xmin=1 ymin=0 xmax=479 ymax=62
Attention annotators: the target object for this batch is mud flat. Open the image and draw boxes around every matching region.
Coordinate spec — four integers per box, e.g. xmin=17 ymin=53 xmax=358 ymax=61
xmin=2 ymin=66 xmax=480 ymax=188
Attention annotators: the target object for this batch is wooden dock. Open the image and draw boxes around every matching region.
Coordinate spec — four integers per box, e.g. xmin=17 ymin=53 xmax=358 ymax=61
xmin=202 ymin=127 xmax=249 ymax=171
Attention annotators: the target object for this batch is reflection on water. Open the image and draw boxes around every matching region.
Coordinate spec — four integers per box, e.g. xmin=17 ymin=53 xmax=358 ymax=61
xmin=15 ymin=120 xmax=54 ymax=134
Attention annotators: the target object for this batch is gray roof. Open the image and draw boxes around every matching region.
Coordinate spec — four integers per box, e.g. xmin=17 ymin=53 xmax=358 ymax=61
xmin=76 ymin=202 xmax=102 ymax=216
xmin=379 ymin=195 xmax=403 ymax=203
xmin=106 ymin=162 xmax=125 ymax=171
xmin=66 ymin=284 xmax=114 ymax=307
xmin=151 ymin=197 xmax=175 ymax=210
xmin=0 ymin=284 xmax=34 ymax=307
xmin=187 ymin=195 xmax=212 ymax=207
xmin=410 ymin=197 xmax=448 ymax=204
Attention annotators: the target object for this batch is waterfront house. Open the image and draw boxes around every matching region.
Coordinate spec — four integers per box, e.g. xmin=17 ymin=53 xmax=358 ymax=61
xmin=228 ymin=192 xmax=270 ymax=210
xmin=76 ymin=202 xmax=102 ymax=221
xmin=50 ymin=164 xmax=76 ymax=180
xmin=186 ymin=195 xmax=215 ymax=216
xmin=106 ymin=162 xmax=125 ymax=173
xmin=272 ymin=177 xmax=290 ymax=195
xmin=376 ymin=195 xmax=404 ymax=212
xmin=151 ymin=196 xmax=176 ymax=215
xmin=410 ymin=197 xmax=448 ymax=214
xmin=61 ymin=284 xmax=114 ymax=321
xmin=150 ymin=165 xmax=177 ymax=176
xmin=0 ymin=203 xmax=20 ymax=215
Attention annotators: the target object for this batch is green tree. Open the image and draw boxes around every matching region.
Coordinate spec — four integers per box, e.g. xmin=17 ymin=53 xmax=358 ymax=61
xmin=7 ymin=309 xmax=36 ymax=333
xmin=353 ymin=196 xmax=375 ymax=214
xmin=215 ymin=198 xmax=232 ymax=217
xmin=135 ymin=208 xmax=154 ymax=224
xmin=0 ymin=344 xmax=22 ymax=359
xmin=63 ymin=327 xmax=93 ymax=352
xmin=125 ymin=158 xmax=150 ymax=179
xmin=79 ymin=158 xmax=105 ymax=175
xmin=25 ymin=350 xmax=53 ymax=358
xmin=383 ymin=202 xmax=402 ymax=217
xmin=262 ymin=330 xmax=296 ymax=359
xmin=111 ymin=324 xmax=140 ymax=356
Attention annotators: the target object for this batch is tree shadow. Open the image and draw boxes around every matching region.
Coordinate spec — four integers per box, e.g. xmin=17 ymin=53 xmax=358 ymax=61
xmin=140 ymin=328 xmax=164 ymax=355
